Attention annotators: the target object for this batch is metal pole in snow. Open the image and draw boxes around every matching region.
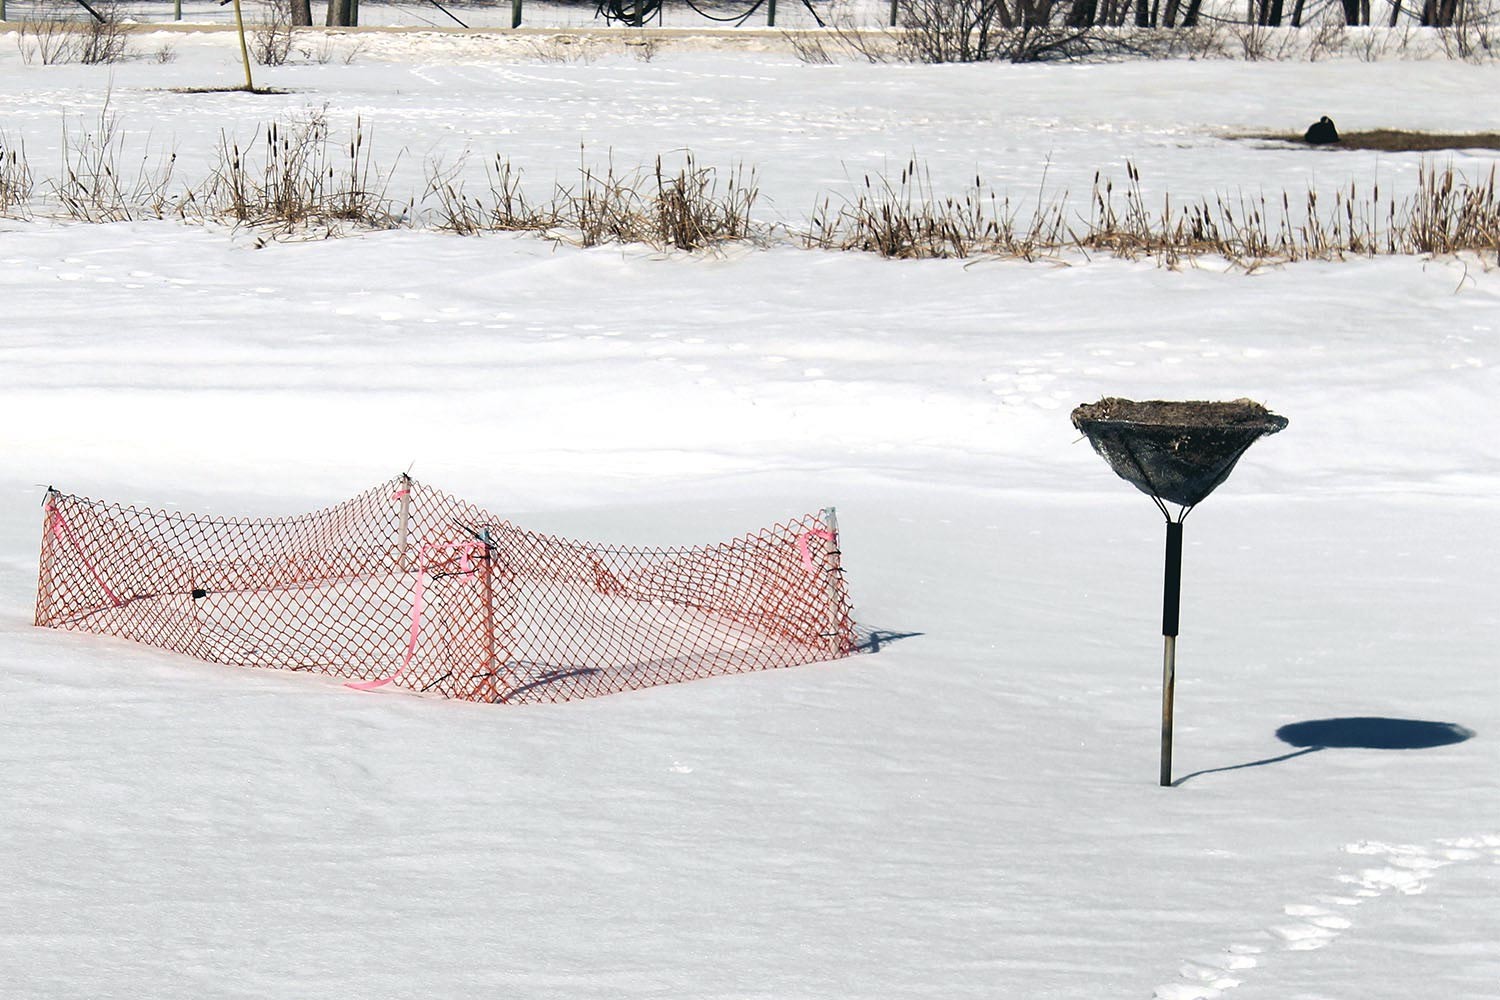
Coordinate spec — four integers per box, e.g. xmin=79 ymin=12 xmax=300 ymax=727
xmin=1160 ymin=520 xmax=1184 ymax=787
xmin=397 ymin=475 xmax=412 ymax=571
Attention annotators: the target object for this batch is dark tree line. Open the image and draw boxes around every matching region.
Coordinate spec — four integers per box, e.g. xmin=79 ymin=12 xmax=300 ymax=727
xmin=1043 ymin=0 xmax=1467 ymax=25
xmin=298 ymin=0 xmax=1471 ymax=30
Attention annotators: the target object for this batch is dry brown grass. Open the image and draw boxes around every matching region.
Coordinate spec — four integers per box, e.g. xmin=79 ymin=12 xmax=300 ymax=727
xmin=1236 ymin=131 xmax=1500 ymax=153
xmin=424 ymin=150 xmax=760 ymax=252
xmin=52 ymin=107 xmax=182 ymax=223
xmin=199 ymin=112 xmax=403 ymax=233
xmin=804 ymin=160 xmax=1500 ymax=266
xmin=2 ymin=117 xmax=1495 ymax=265
xmin=0 ymin=132 xmax=33 ymax=216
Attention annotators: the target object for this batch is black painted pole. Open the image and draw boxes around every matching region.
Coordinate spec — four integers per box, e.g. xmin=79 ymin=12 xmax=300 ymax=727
xmin=1161 ymin=520 xmax=1183 ymax=786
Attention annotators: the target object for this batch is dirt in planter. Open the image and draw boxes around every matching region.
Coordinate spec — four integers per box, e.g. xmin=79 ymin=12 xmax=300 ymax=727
xmin=1071 ymin=398 xmax=1286 ymax=430
xmin=1071 ymin=398 xmax=1289 ymax=508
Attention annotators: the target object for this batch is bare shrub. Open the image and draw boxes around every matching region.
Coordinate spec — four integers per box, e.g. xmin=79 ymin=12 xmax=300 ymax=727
xmin=295 ymin=35 xmax=367 ymax=64
xmin=0 ymin=132 xmax=34 ymax=216
xmin=1403 ymin=163 xmax=1500 ymax=254
xmin=801 ymin=160 xmax=1069 ymax=260
xmin=1304 ymin=18 xmax=1346 ymax=59
xmin=527 ymin=35 xmax=600 ymax=63
xmin=201 ymin=112 xmax=403 ymax=233
xmin=628 ymin=36 xmax=661 ymax=62
xmin=252 ymin=0 xmax=296 ymax=67
xmin=564 ymin=153 xmax=657 ymax=248
xmin=652 ymin=154 xmax=759 ymax=250
xmin=52 ymin=106 xmax=182 ymax=222
xmin=15 ymin=6 xmax=83 ymax=66
xmin=798 ymin=158 xmax=1500 ymax=266
xmin=896 ymin=0 xmax=1010 ymax=62
xmin=824 ymin=9 xmax=900 ymax=63
xmin=423 ymin=149 xmax=760 ymax=252
xmin=1226 ymin=22 xmax=1297 ymax=60
xmin=784 ymin=30 xmax=837 ymax=63
xmin=425 ymin=153 xmax=556 ymax=236
xmin=78 ymin=2 xmax=131 ymax=65
xmin=153 ymin=42 xmax=179 ymax=64
xmin=1437 ymin=1 xmax=1500 ymax=61
xmin=895 ymin=0 xmax=1137 ymax=63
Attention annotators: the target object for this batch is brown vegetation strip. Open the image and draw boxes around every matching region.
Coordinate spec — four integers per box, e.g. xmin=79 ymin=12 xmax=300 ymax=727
xmin=1237 ymin=131 xmax=1500 ymax=153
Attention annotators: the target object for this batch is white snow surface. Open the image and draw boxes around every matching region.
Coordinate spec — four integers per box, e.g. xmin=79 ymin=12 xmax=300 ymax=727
xmin=2 ymin=29 xmax=1498 ymax=1000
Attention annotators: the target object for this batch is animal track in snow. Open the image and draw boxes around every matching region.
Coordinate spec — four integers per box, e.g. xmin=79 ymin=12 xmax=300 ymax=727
xmin=1152 ymin=834 xmax=1500 ymax=998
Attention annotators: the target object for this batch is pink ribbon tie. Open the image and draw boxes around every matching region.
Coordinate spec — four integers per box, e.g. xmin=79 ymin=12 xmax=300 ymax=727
xmin=795 ymin=529 xmax=836 ymax=576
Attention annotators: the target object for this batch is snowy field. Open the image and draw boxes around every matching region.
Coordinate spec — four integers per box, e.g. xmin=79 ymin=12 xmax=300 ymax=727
xmin=2 ymin=24 xmax=1498 ymax=1000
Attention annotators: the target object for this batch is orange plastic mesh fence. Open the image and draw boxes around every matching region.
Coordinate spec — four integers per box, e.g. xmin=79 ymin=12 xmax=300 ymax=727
xmin=34 ymin=477 xmax=857 ymax=703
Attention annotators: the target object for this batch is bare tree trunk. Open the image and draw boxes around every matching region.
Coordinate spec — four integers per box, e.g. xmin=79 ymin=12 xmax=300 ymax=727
xmin=1181 ymin=0 xmax=1203 ymax=24
xmin=291 ymin=0 xmax=311 ymax=25
xmin=1162 ymin=0 xmax=1181 ymax=24
xmin=1289 ymin=0 xmax=1305 ymax=25
xmin=326 ymin=0 xmax=351 ymax=26
xmin=1067 ymin=0 xmax=1097 ymax=26
xmin=1389 ymin=0 xmax=1402 ymax=24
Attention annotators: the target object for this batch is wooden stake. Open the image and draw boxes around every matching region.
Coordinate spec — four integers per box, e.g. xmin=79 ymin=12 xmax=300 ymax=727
xmin=231 ymin=0 xmax=255 ymax=92
xmin=481 ymin=528 xmax=496 ymax=674
xmin=821 ymin=507 xmax=844 ymax=657
xmin=1161 ymin=635 xmax=1176 ymax=786
xmin=1160 ymin=520 xmax=1183 ymax=786
xmin=396 ymin=475 xmax=412 ymax=571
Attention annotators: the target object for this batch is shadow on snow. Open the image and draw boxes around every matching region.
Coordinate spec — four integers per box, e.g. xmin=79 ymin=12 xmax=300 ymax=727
xmin=1173 ymin=717 xmax=1476 ymax=786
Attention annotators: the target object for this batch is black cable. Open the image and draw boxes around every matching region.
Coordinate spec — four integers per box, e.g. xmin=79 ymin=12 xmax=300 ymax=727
xmin=595 ymin=0 xmax=663 ymax=24
xmin=426 ymin=0 xmax=469 ymax=28
xmin=681 ymin=0 xmax=765 ymax=23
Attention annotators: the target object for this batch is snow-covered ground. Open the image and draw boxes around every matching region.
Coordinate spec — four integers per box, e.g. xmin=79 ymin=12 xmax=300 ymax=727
xmin=2 ymin=28 xmax=1498 ymax=1000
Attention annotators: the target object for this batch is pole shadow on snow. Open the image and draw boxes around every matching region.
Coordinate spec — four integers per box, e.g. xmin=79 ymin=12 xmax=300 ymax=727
xmin=1172 ymin=717 xmax=1476 ymax=786
xmin=855 ymin=626 xmax=923 ymax=653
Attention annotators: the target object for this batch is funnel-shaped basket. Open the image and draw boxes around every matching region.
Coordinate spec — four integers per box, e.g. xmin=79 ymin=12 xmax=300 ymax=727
xmin=1071 ymin=398 xmax=1288 ymax=508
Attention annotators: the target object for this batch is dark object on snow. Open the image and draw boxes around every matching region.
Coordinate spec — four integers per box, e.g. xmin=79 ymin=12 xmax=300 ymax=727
xmin=1071 ymin=397 xmax=1288 ymax=787
xmin=1304 ymin=116 xmax=1340 ymax=145
xmin=1277 ymin=717 xmax=1475 ymax=751
xmin=1070 ymin=398 xmax=1288 ymax=510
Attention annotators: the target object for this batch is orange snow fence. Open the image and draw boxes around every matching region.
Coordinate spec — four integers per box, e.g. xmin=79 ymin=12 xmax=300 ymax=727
xmin=34 ymin=477 xmax=857 ymax=704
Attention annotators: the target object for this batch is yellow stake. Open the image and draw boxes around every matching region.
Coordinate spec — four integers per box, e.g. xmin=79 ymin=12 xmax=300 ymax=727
xmin=231 ymin=0 xmax=255 ymax=92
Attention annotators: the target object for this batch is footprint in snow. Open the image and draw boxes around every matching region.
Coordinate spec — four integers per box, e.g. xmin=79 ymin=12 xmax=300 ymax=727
xmin=1151 ymin=835 xmax=1500 ymax=998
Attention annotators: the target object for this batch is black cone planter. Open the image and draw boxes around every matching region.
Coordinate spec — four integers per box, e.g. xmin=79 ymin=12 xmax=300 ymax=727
xmin=1071 ymin=398 xmax=1288 ymax=786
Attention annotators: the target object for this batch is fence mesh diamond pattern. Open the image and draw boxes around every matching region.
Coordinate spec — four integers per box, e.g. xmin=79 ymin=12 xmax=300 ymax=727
xmin=34 ymin=477 xmax=857 ymax=703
